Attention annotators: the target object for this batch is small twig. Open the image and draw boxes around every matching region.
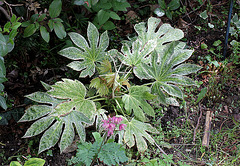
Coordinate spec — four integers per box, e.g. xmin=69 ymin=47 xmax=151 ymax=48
xmin=0 ymin=142 xmax=6 ymax=146
xmin=193 ymin=103 xmax=202 ymax=143
xmin=154 ymin=142 xmax=167 ymax=156
xmin=0 ymin=6 xmax=11 ymax=20
xmin=219 ymin=119 xmax=229 ymax=132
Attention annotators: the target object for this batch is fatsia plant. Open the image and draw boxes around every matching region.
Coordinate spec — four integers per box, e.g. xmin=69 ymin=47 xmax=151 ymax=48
xmin=19 ymin=79 xmax=96 ymax=154
xmin=58 ymin=22 xmax=116 ymax=77
xmin=19 ymin=17 xmax=201 ymax=155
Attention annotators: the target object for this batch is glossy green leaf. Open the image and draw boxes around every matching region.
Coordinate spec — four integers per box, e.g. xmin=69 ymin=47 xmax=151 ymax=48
xmin=10 ymin=161 xmax=21 ymax=166
xmin=24 ymin=158 xmax=45 ymax=166
xmin=49 ymin=0 xmax=62 ymax=18
xmin=40 ymin=26 xmax=50 ymax=43
xmin=121 ymin=116 xmax=159 ymax=152
xmin=103 ymin=21 xmax=115 ymax=30
xmin=0 ymin=33 xmax=8 ymax=56
xmin=48 ymin=20 xmax=54 ymax=31
xmin=53 ymin=21 xmax=66 ymax=39
xmin=122 ymin=86 xmax=155 ymax=122
xmin=109 ymin=11 xmax=121 ymax=20
xmin=196 ymin=87 xmax=207 ymax=104
xmin=59 ymin=22 xmax=111 ymax=77
xmin=24 ymin=24 xmax=37 ymax=37
xmin=0 ymin=96 xmax=7 ymax=110
xmin=158 ymin=0 xmax=166 ymax=9
xmin=112 ymin=1 xmax=130 ymax=11
xmin=97 ymin=9 xmax=110 ymax=25
xmin=38 ymin=14 xmax=47 ymax=22
xmin=168 ymin=0 xmax=180 ymax=10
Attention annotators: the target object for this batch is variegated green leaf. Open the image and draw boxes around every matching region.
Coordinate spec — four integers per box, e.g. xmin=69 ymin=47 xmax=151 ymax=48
xmin=134 ymin=17 xmax=184 ymax=52
xmin=20 ymin=79 xmax=95 ymax=154
xmin=140 ymin=42 xmax=201 ymax=105
xmin=121 ymin=116 xmax=159 ymax=152
xmin=118 ymin=39 xmax=156 ymax=79
xmin=58 ymin=22 xmax=111 ymax=77
xmin=22 ymin=116 xmax=55 ymax=138
xmin=38 ymin=120 xmax=63 ymax=154
xmin=122 ymin=86 xmax=156 ymax=122
xmin=47 ymin=79 xmax=96 ymax=119
xmin=171 ymin=63 xmax=202 ymax=75
xmin=59 ymin=118 xmax=74 ymax=153
xmin=25 ymin=92 xmax=65 ymax=107
xmin=19 ymin=105 xmax=52 ymax=122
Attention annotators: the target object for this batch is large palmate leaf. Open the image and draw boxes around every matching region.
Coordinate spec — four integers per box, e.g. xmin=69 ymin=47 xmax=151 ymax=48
xmin=122 ymin=86 xmax=156 ymax=122
xmin=19 ymin=79 xmax=96 ymax=154
xmin=142 ymin=42 xmax=201 ymax=105
xmin=118 ymin=39 xmax=156 ymax=79
xmin=134 ymin=17 xmax=184 ymax=53
xmin=58 ymin=22 xmax=113 ymax=77
xmin=121 ymin=116 xmax=159 ymax=152
xmin=119 ymin=17 xmax=185 ymax=79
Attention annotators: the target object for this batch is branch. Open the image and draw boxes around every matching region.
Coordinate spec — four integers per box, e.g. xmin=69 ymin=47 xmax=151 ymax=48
xmin=0 ymin=6 xmax=10 ymax=20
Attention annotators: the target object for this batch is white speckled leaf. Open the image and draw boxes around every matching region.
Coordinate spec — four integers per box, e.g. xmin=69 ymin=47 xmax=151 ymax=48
xmin=19 ymin=105 xmax=52 ymax=122
xmin=47 ymin=79 xmax=96 ymax=119
xmin=58 ymin=22 xmax=111 ymax=77
xmin=141 ymin=42 xmax=201 ymax=104
xmin=20 ymin=79 xmax=95 ymax=154
xmin=134 ymin=17 xmax=184 ymax=52
xmin=118 ymin=39 xmax=156 ymax=79
xmin=38 ymin=120 xmax=63 ymax=154
xmin=22 ymin=116 xmax=55 ymax=138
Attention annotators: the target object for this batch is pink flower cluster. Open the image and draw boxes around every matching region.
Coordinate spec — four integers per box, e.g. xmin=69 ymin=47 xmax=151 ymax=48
xmin=102 ymin=116 xmax=127 ymax=136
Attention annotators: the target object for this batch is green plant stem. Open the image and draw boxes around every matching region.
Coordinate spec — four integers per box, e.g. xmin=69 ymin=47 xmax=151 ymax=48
xmin=114 ymin=98 xmax=127 ymax=118
xmin=142 ymin=82 xmax=153 ymax=86
xmin=0 ymin=142 xmax=6 ymax=146
xmin=86 ymin=95 xmax=102 ymax=100
xmin=90 ymin=133 xmax=107 ymax=166
xmin=91 ymin=98 xmax=106 ymax=102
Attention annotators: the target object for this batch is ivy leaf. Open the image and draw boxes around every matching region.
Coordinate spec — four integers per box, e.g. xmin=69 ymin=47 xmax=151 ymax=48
xmin=58 ymin=22 xmax=111 ymax=77
xmin=121 ymin=116 xmax=159 ymax=152
xmin=122 ymin=86 xmax=156 ymax=122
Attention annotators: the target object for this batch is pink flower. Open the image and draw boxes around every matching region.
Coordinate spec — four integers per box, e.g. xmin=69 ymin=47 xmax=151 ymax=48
xmin=102 ymin=120 xmax=109 ymax=129
xmin=119 ymin=124 xmax=127 ymax=131
xmin=102 ymin=116 xmax=126 ymax=136
xmin=112 ymin=116 xmax=123 ymax=124
xmin=107 ymin=123 xmax=115 ymax=136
